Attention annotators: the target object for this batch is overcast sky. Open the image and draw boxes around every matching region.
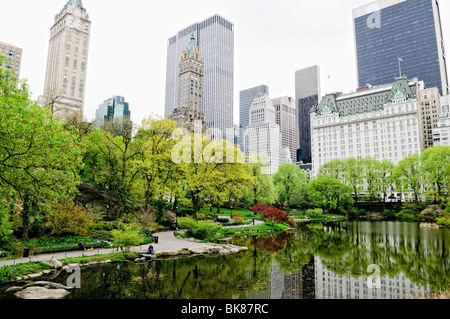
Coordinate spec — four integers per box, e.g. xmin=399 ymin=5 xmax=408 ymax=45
xmin=1 ymin=0 xmax=449 ymax=126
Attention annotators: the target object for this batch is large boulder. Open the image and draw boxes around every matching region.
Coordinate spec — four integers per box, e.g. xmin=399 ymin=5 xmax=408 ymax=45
xmin=14 ymin=286 xmax=70 ymax=299
xmin=42 ymin=259 xmax=63 ymax=269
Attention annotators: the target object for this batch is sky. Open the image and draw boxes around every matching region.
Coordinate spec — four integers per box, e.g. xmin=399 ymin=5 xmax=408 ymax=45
xmin=0 ymin=0 xmax=449 ymax=126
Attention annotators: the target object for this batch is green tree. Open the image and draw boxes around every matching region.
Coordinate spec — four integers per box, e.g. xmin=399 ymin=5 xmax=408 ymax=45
xmin=245 ymin=157 xmax=275 ymax=206
xmin=420 ymin=146 xmax=450 ymax=204
xmin=377 ymin=159 xmax=395 ymax=207
xmin=393 ymin=154 xmax=423 ymax=202
xmin=318 ymin=159 xmax=344 ymax=180
xmin=0 ymin=60 xmax=84 ymax=238
xmin=273 ymin=163 xmax=308 ymax=214
xmin=342 ymin=158 xmax=363 ymax=203
xmin=111 ymin=223 xmax=144 ymax=252
xmin=307 ymin=176 xmax=354 ymax=213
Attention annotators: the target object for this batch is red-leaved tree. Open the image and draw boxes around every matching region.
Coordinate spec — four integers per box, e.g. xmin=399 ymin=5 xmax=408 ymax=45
xmin=261 ymin=206 xmax=291 ymax=226
xmin=250 ymin=203 xmax=268 ymax=215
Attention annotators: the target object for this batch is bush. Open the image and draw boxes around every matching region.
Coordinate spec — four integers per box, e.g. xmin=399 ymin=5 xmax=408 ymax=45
xmin=232 ymin=213 xmax=245 ymax=224
xmin=0 ymin=262 xmax=52 ymax=284
xmin=305 ymin=208 xmax=323 ymax=217
xmin=437 ymin=213 xmax=450 ymax=227
xmin=178 ymin=217 xmax=222 ymax=241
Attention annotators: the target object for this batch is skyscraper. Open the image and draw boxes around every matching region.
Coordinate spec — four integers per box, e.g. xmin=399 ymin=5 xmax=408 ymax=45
xmin=165 ymin=14 xmax=234 ymax=140
xmin=295 ymin=65 xmax=321 ymax=164
xmin=272 ymin=96 xmax=298 ymax=163
xmin=0 ymin=41 xmax=22 ymax=79
xmin=169 ymin=32 xmax=206 ymax=133
xmin=353 ymin=0 xmax=449 ymax=96
xmin=239 ymin=84 xmax=270 ymax=151
xmin=244 ymin=94 xmax=284 ymax=176
xmin=42 ymin=0 xmax=91 ymax=118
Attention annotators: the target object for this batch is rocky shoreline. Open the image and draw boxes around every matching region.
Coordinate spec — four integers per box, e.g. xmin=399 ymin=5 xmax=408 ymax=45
xmin=4 ymin=243 xmax=248 ymax=299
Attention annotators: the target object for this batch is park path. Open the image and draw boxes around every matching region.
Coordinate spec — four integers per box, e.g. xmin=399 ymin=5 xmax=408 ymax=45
xmin=0 ymin=217 xmax=264 ymax=268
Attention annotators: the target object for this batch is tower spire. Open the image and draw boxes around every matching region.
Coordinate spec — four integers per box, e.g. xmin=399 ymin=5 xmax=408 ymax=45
xmin=65 ymin=0 xmax=85 ymax=9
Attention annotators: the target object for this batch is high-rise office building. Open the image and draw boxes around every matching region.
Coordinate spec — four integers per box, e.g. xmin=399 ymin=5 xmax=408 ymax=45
xmin=272 ymin=96 xmax=299 ymax=163
xmin=353 ymin=0 xmax=449 ymax=96
xmin=42 ymin=0 xmax=91 ymax=118
xmin=169 ymin=32 xmax=206 ymax=134
xmin=295 ymin=65 xmax=321 ymax=164
xmin=165 ymin=14 xmax=234 ymax=140
xmin=239 ymin=85 xmax=270 ymax=150
xmin=0 ymin=41 xmax=22 ymax=79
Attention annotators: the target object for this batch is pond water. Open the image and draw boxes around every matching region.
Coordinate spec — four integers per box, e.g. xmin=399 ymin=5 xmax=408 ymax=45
xmin=1 ymin=221 xmax=449 ymax=299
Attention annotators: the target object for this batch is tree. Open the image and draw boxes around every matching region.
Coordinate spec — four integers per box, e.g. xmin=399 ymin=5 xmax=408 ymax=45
xmin=272 ymin=163 xmax=308 ymax=213
xmin=0 ymin=61 xmax=84 ymax=238
xmin=342 ymin=158 xmax=363 ymax=203
xmin=377 ymin=159 xmax=395 ymax=207
xmin=245 ymin=157 xmax=276 ymax=206
xmin=260 ymin=206 xmax=292 ymax=226
xmin=173 ymin=134 xmax=251 ymax=220
xmin=132 ymin=116 xmax=180 ymax=207
xmin=318 ymin=159 xmax=344 ymax=180
xmin=393 ymin=154 xmax=423 ymax=202
xmin=420 ymin=146 xmax=450 ymax=204
xmin=307 ymin=176 xmax=354 ymax=213
xmin=111 ymin=223 xmax=144 ymax=252
xmin=360 ymin=157 xmax=381 ymax=203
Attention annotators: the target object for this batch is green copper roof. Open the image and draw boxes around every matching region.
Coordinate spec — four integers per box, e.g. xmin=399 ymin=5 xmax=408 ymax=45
xmin=65 ymin=0 xmax=85 ymax=9
xmin=187 ymin=32 xmax=196 ymax=58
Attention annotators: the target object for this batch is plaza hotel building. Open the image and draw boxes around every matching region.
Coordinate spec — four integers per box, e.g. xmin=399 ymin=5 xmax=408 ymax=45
xmin=310 ymin=77 xmax=441 ymax=177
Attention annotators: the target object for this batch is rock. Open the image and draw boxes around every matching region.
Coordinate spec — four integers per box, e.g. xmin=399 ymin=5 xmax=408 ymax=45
xmin=30 ymin=281 xmax=73 ymax=290
xmin=28 ymin=273 xmax=43 ymax=279
xmin=5 ymin=286 xmax=23 ymax=294
xmin=43 ymin=259 xmax=63 ymax=269
xmin=420 ymin=223 xmax=440 ymax=229
xmin=14 ymin=287 xmax=70 ymax=299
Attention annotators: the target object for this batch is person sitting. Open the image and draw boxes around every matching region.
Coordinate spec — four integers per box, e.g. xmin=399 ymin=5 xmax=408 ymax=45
xmin=147 ymin=245 xmax=154 ymax=255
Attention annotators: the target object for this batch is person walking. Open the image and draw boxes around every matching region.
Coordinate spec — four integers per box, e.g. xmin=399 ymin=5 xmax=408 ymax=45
xmin=78 ymin=241 xmax=86 ymax=251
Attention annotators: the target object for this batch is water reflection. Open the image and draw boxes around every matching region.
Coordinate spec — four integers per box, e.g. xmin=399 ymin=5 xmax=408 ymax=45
xmin=0 ymin=221 xmax=448 ymax=299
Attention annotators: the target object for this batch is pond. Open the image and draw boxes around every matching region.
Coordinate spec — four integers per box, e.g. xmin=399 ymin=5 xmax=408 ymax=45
xmin=1 ymin=221 xmax=449 ymax=299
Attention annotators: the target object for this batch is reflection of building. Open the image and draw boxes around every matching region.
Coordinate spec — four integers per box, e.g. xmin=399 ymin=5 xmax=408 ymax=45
xmin=245 ymin=260 xmax=315 ymax=299
xmin=314 ymin=257 xmax=428 ymax=299
xmin=310 ymin=77 xmax=426 ymax=177
xmin=42 ymin=0 xmax=91 ymax=118
xmin=353 ymin=0 xmax=449 ymax=96
xmin=169 ymin=32 xmax=206 ymax=134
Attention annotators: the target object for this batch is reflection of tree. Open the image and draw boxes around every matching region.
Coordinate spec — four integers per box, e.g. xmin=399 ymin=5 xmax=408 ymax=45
xmin=305 ymin=222 xmax=449 ymax=291
xmin=275 ymin=227 xmax=313 ymax=275
xmin=251 ymin=233 xmax=291 ymax=253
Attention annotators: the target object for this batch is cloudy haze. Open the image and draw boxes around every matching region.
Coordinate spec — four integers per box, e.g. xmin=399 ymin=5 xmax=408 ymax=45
xmin=1 ymin=0 xmax=449 ymax=125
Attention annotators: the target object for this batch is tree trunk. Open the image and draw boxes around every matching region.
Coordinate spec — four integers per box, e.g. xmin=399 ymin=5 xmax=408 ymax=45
xmin=21 ymin=193 xmax=30 ymax=239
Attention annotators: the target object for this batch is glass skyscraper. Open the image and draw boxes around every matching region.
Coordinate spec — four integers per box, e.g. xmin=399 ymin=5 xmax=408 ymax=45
xmin=165 ymin=14 xmax=234 ymax=140
xmin=353 ymin=0 xmax=448 ymax=96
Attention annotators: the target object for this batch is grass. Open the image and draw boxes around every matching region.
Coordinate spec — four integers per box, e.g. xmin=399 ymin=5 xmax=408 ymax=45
xmin=0 ymin=262 xmax=52 ymax=284
xmin=218 ymin=223 xmax=289 ymax=237
xmin=60 ymin=251 xmax=140 ymax=265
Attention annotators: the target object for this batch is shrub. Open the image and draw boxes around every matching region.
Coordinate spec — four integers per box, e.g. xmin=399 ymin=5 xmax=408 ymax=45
xmin=44 ymin=200 xmax=95 ymax=236
xmin=261 ymin=206 xmax=291 ymax=226
xmin=305 ymin=208 xmax=324 ymax=217
xmin=232 ymin=213 xmax=245 ymax=224
xmin=177 ymin=217 xmax=222 ymax=241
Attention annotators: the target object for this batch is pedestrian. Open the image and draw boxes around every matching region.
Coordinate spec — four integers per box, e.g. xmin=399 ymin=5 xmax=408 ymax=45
xmin=252 ymin=219 xmax=255 ymax=225
xmin=78 ymin=241 xmax=85 ymax=251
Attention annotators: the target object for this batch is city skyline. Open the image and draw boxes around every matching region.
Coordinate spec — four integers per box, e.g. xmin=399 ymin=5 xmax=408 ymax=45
xmin=1 ymin=0 xmax=449 ymax=128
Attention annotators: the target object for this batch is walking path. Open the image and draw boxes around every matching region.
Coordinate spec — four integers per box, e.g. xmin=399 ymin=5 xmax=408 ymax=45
xmin=0 ymin=217 xmax=265 ymax=268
